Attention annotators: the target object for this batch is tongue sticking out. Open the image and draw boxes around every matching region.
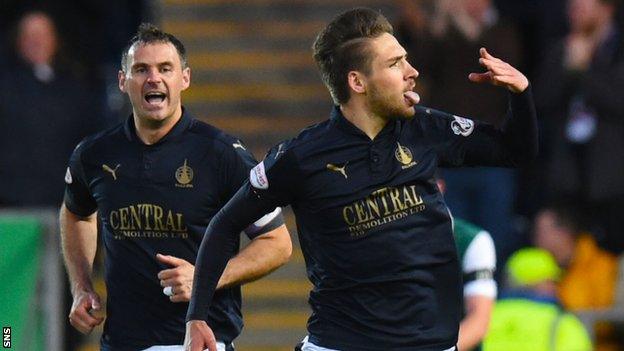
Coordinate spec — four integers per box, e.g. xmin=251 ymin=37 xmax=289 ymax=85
xmin=403 ymin=91 xmax=420 ymax=105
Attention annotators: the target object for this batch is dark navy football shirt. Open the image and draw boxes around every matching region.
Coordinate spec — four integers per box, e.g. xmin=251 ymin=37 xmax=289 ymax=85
xmin=188 ymin=89 xmax=537 ymax=350
xmin=64 ymin=110 xmax=283 ymax=350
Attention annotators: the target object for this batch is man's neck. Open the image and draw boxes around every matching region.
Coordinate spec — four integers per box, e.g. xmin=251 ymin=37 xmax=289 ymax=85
xmin=133 ymin=108 xmax=182 ymax=145
xmin=340 ymin=102 xmax=388 ymax=140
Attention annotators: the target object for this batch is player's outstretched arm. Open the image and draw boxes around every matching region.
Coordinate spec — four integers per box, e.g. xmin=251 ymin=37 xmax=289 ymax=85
xmin=468 ymin=47 xmax=529 ymax=93
xmin=186 ymin=183 xmax=286 ymax=336
xmin=60 ymin=204 xmax=104 ymax=334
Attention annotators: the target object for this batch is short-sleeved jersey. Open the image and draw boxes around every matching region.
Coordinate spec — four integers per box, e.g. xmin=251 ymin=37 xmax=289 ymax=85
xmin=243 ymin=95 xmax=533 ymax=350
xmin=453 ymin=218 xmax=497 ymax=299
xmin=64 ymin=111 xmax=282 ymax=350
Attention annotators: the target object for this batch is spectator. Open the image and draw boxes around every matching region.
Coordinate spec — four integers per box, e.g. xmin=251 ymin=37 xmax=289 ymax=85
xmin=534 ymin=0 xmax=624 ymax=253
xmin=396 ymin=0 xmax=524 ymax=269
xmin=483 ymin=248 xmax=592 ymax=351
xmin=0 ymin=11 xmax=105 ymax=207
xmin=533 ymin=205 xmax=618 ymax=310
xmin=533 ymin=205 xmax=621 ymax=350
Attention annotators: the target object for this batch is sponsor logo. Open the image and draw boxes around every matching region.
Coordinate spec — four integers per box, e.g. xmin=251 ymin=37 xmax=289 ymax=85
xmin=175 ymin=159 xmax=193 ymax=188
xmin=250 ymin=161 xmax=269 ymax=189
xmin=274 ymin=143 xmax=285 ymax=159
xmin=102 ymin=164 xmax=120 ymax=180
xmin=451 ymin=115 xmax=474 ymax=136
xmin=395 ymin=142 xmax=417 ymax=169
xmin=64 ymin=167 xmax=73 ymax=184
xmin=109 ymin=204 xmax=189 ymax=240
xmin=233 ymin=140 xmax=246 ymax=150
xmin=326 ymin=162 xmax=348 ymax=179
xmin=342 ymin=185 xmax=426 ymax=237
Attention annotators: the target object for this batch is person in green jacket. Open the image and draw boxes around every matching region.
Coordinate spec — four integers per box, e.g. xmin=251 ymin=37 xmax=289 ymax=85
xmin=483 ymin=248 xmax=593 ymax=351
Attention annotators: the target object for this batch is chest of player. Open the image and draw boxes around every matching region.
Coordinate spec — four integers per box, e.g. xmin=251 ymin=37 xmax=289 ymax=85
xmin=84 ymin=145 xmax=224 ymax=224
xmin=293 ymin=135 xmax=449 ymax=241
xmin=302 ymin=135 xmax=438 ymax=203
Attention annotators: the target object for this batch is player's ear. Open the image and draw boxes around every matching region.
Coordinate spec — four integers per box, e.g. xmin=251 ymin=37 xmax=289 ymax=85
xmin=347 ymin=71 xmax=366 ymax=95
xmin=118 ymin=70 xmax=127 ymax=93
xmin=181 ymin=67 xmax=191 ymax=91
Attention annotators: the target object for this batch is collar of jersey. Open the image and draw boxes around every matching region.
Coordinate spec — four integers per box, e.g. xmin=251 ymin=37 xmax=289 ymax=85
xmin=330 ymin=105 xmax=401 ymax=140
xmin=124 ymin=107 xmax=193 ymax=145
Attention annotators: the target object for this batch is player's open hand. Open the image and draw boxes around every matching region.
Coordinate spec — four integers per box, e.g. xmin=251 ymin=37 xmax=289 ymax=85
xmin=157 ymin=253 xmax=194 ymax=302
xmin=69 ymin=289 xmax=104 ymax=334
xmin=184 ymin=320 xmax=218 ymax=351
xmin=468 ymin=48 xmax=529 ymax=93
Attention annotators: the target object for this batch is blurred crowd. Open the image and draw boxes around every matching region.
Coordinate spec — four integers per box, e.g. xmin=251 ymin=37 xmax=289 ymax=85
xmin=396 ymin=0 xmax=624 ymax=349
xmin=0 ymin=1 xmax=151 ymax=207
xmin=0 ymin=2 xmax=152 ymax=349
xmin=1 ymin=0 xmax=624 ymax=349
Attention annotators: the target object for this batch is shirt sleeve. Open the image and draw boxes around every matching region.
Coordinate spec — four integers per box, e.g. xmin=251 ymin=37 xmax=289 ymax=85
xmin=63 ymin=142 xmax=97 ymax=216
xmin=219 ymin=139 xmax=258 ymax=198
xmin=248 ymin=140 xmax=302 ymax=205
xmin=219 ymin=139 xmax=285 ymax=238
xmin=243 ymin=207 xmax=284 ymax=238
xmin=428 ymin=86 xmax=538 ymax=168
xmin=187 ymin=141 xmax=300 ymax=322
xmin=463 ymin=231 xmax=497 ymax=298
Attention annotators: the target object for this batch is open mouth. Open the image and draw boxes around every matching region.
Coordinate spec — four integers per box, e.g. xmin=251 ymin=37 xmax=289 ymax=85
xmin=144 ymin=91 xmax=166 ymax=105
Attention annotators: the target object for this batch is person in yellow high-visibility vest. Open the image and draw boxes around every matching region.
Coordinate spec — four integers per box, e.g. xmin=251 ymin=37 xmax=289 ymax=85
xmin=483 ymin=248 xmax=592 ymax=351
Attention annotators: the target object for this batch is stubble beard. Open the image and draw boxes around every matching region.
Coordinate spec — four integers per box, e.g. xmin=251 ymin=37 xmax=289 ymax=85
xmin=368 ymin=86 xmax=413 ymax=120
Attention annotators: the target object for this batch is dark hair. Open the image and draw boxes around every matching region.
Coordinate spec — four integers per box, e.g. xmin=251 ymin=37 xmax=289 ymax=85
xmin=540 ymin=202 xmax=584 ymax=235
xmin=121 ymin=23 xmax=187 ymax=72
xmin=313 ymin=8 xmax=393 ymax=104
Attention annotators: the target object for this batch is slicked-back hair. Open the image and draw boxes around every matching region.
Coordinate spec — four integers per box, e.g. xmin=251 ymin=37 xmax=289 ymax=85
xmin=121 ymin=23 xmax=187 ymax=72
xmin=313 ymin=8 xmax=393 ymax=105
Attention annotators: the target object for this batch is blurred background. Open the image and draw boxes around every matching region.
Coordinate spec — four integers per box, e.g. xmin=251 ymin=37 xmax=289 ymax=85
xmin=1 ymin=0 xmax=623 ymax=350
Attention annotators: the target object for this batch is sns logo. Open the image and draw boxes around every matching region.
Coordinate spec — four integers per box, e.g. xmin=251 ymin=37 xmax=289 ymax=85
xmin=451 ymin=115 xmax=474 ymax=137
xmin=3 ymin=326 xmax=10 ymax=348
xmin=250 ymin=161 xmax=269 ymax=189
